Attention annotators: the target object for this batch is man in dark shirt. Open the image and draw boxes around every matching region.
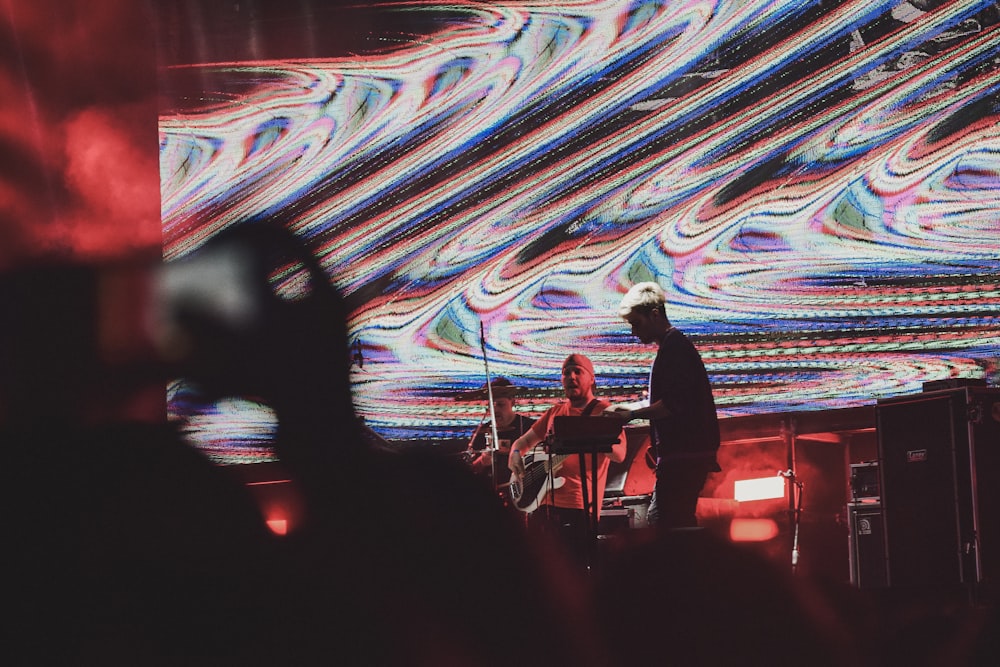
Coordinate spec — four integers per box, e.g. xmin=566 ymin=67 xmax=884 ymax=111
xmin=466 ymin=377 xmax=535 ymax=484
xmin=605 ymin=282 xmax=721 ymax=529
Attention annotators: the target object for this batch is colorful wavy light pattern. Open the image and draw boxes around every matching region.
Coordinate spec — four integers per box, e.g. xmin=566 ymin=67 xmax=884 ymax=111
xmin=158 ymin=1 xmax=1000 ymax=459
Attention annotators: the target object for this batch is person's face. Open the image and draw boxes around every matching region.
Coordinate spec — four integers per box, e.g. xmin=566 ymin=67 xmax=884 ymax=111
xmin=561 ymin=363 xmax=594 ymax=401
xmin=625 ymin=309 xmax=661 ymax=344
xmin=492 ymin=395 xmax=515 ymax=420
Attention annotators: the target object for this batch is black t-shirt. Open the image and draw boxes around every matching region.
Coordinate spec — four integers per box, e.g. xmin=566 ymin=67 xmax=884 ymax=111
xmin=469 ymin=414 xmax=535 ymax=479
xmin=648 ymin=328 xmax=721 ymax=465
xmin=470 ymin=414 xmax=536 ymax=452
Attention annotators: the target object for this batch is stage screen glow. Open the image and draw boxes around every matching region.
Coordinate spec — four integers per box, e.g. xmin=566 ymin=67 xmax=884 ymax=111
xmin=156 ymin=1 xmax=1000 ymax=459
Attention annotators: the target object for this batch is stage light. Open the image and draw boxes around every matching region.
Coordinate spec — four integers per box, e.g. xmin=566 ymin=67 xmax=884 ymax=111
xmin=243 ymin=476 xmax=303 ymax=536
xmin=733 ymin=475 xmax=786 ymax=502
xmin=265 ymin=518 xmax=288 ymax=536
xmin=729 ymin=518 xmax=780 ymax=542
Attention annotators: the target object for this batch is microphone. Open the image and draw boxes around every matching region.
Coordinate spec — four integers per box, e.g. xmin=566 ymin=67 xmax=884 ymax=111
xmin=352 ymin=339 xmax=364 ymax=368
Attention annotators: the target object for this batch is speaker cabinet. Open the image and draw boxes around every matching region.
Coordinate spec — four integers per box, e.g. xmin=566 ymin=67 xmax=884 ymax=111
xmin=849 ymin=462 xmax=880 ymax=501
xmin=848 ymin=502 xmax=887 ymax=589
xmin=876 ymin=387 xmax=1000 ymax=588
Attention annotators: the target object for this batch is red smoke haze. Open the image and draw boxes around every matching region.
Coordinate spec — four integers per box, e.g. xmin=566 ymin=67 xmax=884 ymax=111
xmin=1 ymin=0 xmax=161 ymax=268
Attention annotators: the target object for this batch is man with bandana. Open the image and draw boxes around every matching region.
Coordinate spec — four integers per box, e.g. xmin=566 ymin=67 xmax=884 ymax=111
xmin=509 ymin=354 xmax=626 ymax=568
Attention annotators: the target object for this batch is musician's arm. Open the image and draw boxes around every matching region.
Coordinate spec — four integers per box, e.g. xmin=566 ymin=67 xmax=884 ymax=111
xmin=610 ymin=428 xmax=627 ymax=464
xmin=508 ymin=429 xmax=542 ymax=477
xmin=469 ymin=449 xmax=492 ymax=473
xmin=604 ymin=399 xmax=670 ymax=423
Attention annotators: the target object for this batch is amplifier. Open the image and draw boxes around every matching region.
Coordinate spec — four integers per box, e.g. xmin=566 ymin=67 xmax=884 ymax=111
xmin=849 ymin=502 xmax=888 ymax=589
xmin=849 ymin=461 xmax=879 ymax=501
xmin=598 ymin=507 xmax=633 ymax=535
xmin=921 ymin=378 xmax=986 ymax=392
xmin=876 ymin=387 xmax=1000 ymax=587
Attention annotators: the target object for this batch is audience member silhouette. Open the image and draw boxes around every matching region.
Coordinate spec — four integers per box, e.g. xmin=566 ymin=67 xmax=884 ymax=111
xmin=170 ymin=222 xmax=626 ymax=665
xmin=3 ymin=258 xmax=278 ymax=663
xmin=5 ymin=222 xmax=609 ymax=665
xmin=592 ymin=528 xmax=864 ymax=667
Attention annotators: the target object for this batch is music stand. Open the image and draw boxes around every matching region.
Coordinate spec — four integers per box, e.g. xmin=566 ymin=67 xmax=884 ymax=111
xmin=550 ymin=416 xmax=621 ymax=569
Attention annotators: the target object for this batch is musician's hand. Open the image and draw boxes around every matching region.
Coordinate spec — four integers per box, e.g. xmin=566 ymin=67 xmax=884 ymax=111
xmin=508 ymin=448 xmax=525 ymax=479
xmin=603 ymin=405 xmax=633 ymax=422
xmin=469 ymin=450 xmax=492 ymax=473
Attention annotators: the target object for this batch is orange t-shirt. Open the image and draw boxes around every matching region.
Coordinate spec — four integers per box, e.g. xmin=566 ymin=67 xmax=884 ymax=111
xmin=528 ymin=400 xmax=626 ymax=515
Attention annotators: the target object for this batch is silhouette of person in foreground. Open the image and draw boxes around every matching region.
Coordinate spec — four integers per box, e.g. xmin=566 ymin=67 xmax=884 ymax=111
xmin=163 ymin=222 xmax=618 ymax=665
xmin=592 ymin=527 xmax=867 ymax=667
xmin=6 ymin=221 xmax=609 ymax=665
xmin=3 ymin=256 xmax=278 ymax=663
xmin=7 ymin=222 xmax=997 ymax=666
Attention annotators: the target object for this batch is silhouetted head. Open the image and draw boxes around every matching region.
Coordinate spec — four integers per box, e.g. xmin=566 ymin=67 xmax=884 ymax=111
xmin=159 ymin=221 xmax=359 ymax=462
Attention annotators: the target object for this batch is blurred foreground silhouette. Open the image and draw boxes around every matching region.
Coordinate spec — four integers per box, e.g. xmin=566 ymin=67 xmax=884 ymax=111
xmin=3 ymin=222 xmax=604 ymax=665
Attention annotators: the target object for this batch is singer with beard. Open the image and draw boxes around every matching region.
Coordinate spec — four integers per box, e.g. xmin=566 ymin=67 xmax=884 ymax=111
xmin=508 ymin=354 xmax=626 ymax=569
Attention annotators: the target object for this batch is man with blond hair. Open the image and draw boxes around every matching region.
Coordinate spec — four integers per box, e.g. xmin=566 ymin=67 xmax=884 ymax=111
xmin=605 ymin=282 xmax=720 ymax=529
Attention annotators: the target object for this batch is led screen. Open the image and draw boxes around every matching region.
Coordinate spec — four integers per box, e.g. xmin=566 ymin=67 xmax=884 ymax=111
xmin=156 ymin=1 xmax=1000 ymax=458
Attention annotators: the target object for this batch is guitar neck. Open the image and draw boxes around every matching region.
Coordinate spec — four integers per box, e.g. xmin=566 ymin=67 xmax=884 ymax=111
xmin=523 ymin=451 xmax=567 ymax=484
xmin=548 ymin=453 xmax=569 ymax=473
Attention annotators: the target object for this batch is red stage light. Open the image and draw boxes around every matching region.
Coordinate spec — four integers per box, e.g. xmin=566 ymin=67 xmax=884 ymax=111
xmin=265 ymin=518 xmax=288 ymax=536
xmin=729 ymin=518 xmax=780 ymax=542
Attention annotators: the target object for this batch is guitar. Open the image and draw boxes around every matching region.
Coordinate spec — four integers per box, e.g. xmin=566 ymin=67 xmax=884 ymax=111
xmin=508 ymin=447 xmax=569 ymax=513
xmin=509 ymin=399 xmax=604 ymax=513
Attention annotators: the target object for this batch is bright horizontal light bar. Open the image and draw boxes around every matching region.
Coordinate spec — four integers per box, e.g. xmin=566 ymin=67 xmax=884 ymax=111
xmin=734 ymin=476 xmax=786 ymax=502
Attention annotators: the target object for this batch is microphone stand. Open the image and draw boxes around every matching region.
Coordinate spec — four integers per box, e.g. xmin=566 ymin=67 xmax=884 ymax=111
xmin=480 ymin=321 xmax=502 ymax=494
xmin=779 ymin=469 xmax=805 ymax=575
